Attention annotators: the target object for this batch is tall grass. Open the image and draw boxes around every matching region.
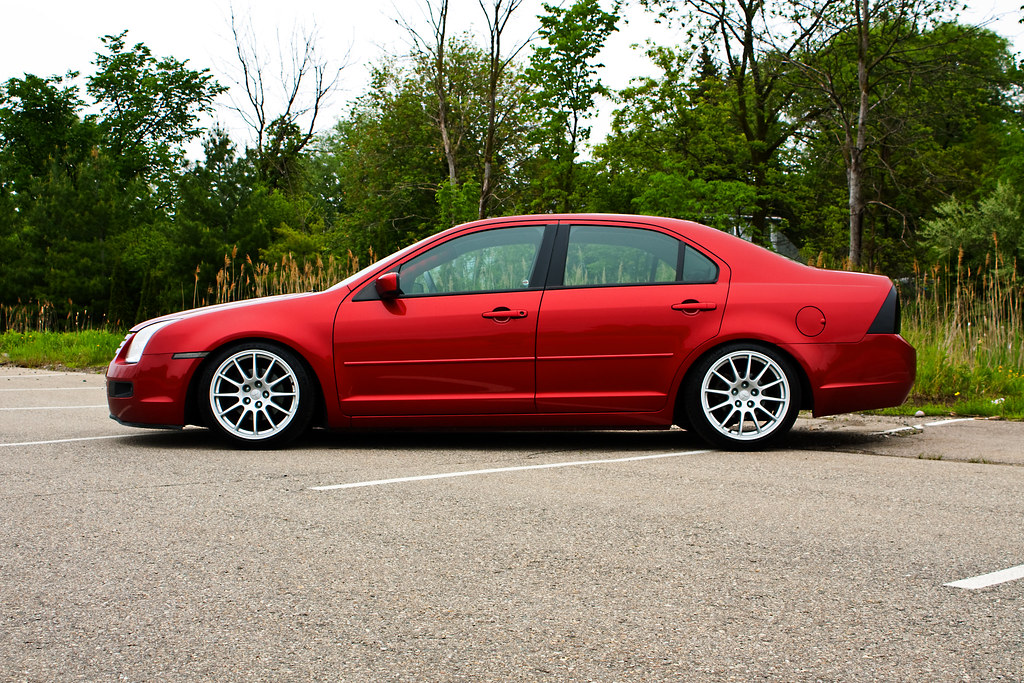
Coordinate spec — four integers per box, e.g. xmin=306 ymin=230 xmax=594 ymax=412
xmin=199 ymin=249 xmax=365 ymax=307
xmin=901 ymin=246 xmax=1024 ymax=417
xmin=1 ymin=251 xmax=367 ymax=335
xmin=0 ymin=251 xmax=366 ymax=369
xmin=1 ymin=301 xmax=109 ymax=335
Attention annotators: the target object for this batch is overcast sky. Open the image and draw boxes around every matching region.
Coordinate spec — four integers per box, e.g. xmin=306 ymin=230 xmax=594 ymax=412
xmin=3 ymin=0 xmax=1022 ymax=152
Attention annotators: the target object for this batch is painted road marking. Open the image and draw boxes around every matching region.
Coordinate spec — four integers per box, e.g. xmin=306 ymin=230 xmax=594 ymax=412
xmin=0 ymin=372 xmax=94 ymax=378
xmin=0 ymin=434 xmax=129 ymax=448
xmin=0 ymin=387 xmax=100 ymax=392
xmin=311 ymin=450 xmax=710 ymax=491
xmin=879 ymin=417 xmax=976 ymax=436
xmin=0 ymin=405 xmax=108 ymax=411
xmin=945 ymin=564 xmax=1024 ymax=590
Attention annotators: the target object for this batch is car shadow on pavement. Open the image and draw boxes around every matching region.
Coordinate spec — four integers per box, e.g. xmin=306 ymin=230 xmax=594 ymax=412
xmin=120 ymin=426 xmax=708 ymax=453
xmin=300 ymin=427 xmax=708 ymax=453
xmin=119 ymin=422 xmax=898 ymax=455
xmin=785 ymin=427 xmax=898 ymax=452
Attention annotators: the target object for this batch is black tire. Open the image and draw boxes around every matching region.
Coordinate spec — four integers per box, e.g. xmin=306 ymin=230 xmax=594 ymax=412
xmin=684 ymin=343 xmax=801 ymax=450
xmin=199 ymin=341 xmax=313 ymax=448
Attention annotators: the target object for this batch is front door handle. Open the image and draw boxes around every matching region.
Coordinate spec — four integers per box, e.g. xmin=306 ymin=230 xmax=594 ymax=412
xmin=482 ymin=308 xmax=528 ymax=320
xmin=672 ymin=300 xmax=717 ymax=313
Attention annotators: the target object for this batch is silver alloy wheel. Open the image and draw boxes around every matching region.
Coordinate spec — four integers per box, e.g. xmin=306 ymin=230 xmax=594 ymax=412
xmin=699 ymin=349 xmax=791 ymax=442
xmin=208 ymin=348 xmax=300 ymax=441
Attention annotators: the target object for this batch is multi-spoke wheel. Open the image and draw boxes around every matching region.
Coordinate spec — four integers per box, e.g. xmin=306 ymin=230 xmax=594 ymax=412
xmin=200 ymin=342 xmax=313 ymax=447
xmin=684 ymin=344 xmax=801 ymax=450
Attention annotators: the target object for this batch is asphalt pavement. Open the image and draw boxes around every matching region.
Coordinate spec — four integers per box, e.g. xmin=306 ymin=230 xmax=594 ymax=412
xmin=1 ymin=367 xmax=1022 ymax=681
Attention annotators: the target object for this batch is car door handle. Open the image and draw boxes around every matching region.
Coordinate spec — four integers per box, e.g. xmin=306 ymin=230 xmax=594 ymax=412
xmin=482 ymin=308 xmax=528 ymax=320
xmin=672 ymin=301 xmax=717 ymax=312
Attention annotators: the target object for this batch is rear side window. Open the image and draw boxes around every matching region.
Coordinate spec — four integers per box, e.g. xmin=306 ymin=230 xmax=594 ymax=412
xmin=562 ymin=225 xmax=718 ymax=287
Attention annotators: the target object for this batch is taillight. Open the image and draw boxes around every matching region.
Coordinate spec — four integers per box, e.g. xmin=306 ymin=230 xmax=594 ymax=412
xmin=867 ymin=285 xmax=901 ymax=335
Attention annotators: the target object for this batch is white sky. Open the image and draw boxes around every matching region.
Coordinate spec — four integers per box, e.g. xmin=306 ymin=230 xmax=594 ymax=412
xmin=2 ymin=0 xmax=1022 ymax=153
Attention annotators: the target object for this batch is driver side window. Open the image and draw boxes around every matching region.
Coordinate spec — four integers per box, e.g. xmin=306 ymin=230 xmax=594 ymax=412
xmin=400 ymin=226 xmax=546 ymax=296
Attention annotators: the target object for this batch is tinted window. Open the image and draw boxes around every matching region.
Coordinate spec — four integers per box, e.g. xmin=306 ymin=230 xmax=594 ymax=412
xmin=681 ymin=245 xmax=718 ymax=284
xmin=562 ymin=226 xmax=718 ymax=286
xmin=400 ymin=226 xmax=545 ymax=295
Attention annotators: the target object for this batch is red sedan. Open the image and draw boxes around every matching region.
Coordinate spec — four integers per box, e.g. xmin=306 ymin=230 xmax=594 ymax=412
xmin=106 ymin=214 xmax=915 ymax=450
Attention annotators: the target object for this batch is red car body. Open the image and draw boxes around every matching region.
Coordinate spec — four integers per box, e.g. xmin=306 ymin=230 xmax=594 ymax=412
xmin=106 ymin=214 xmax=915 ymax=449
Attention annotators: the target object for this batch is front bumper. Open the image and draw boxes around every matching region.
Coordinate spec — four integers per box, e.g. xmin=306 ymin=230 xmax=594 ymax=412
xmin=106 ymin=353 xmax=203 ymax=429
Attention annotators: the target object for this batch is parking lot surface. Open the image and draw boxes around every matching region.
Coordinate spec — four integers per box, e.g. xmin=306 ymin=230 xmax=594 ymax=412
xmin=1 ymin=367 xmax=1022 ymax=681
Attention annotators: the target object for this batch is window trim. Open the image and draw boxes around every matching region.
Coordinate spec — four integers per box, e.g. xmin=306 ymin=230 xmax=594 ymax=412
xmin=549 ymin=223 xmax=719 ymax=290
xmin=353 ymin=224 xmax=558 ymax=301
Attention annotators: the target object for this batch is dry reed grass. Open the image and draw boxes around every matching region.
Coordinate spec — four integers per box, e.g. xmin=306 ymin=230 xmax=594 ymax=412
xmin=197 ymin=249 xmax=365 ymax=307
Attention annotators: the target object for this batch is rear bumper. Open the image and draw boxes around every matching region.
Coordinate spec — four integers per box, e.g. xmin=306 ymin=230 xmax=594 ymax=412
xmin=784 ymin=335 xmax=916 ymax=417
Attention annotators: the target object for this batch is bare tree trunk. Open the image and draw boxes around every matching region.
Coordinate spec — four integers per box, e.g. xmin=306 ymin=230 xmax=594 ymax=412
xmin=847 ymin=0 xmax=871 ymax=268
xmin=847 ymin=143 xmax=865 ymax=268
xmin=398 ymin=0 xmax=459 ymax=186
xmin=479 ymin=48 xmax=499 ymax=219
xmin=434 ymin=2 xmax=458 ymax=187
xmin=477 ymin=0 xmax=528 ymax=220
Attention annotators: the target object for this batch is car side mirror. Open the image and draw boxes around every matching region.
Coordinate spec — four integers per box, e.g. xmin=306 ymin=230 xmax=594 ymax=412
xmin=375 ymin=272 xmax=402 ymax=300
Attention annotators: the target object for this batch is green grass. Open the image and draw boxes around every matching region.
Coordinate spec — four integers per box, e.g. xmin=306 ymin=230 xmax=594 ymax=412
xmin=875 ymin=397 xmax=1024 ymax=420
xmin=888 ymin=258 xmax=1024 ymax=419
xmin=901 ymin=332 xmax=1024 ymax=418
xmin=870 ymin=323 xmax=1024 ymax=420
xmin=0 ymin=330 xmax=124 ymax=371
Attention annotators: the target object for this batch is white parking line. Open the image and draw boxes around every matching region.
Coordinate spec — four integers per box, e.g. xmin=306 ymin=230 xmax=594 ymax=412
xmin=0 ymin=434 xmax=128 ymax=448
xmin=945 ymin=564 xmax=1024 ymax=590
xmin=0 ymin=387 xmax=100 ymax=392
xmin=880 ymin=417 xmax=976 ymax=435
xmin=922 ymin=418 xmax=978 ymax=427
xmin=311 ymin=450 xmax=710 ymax=491
xmin=0 ymin=372 xmax=93 ymax=378
xmin=0 ymin=405 xmax=108 ymax=411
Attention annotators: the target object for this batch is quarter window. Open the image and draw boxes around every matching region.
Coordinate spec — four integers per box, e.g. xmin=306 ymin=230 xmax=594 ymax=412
xmin=681 ymin=245 xmax=719 ymax=284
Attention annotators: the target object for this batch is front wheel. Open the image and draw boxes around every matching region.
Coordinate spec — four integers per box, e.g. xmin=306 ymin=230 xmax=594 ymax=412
xmin=684 ymin=344 xmax=801 ymax=450
xmin=199 ymin=342 xmax=313 ymax=448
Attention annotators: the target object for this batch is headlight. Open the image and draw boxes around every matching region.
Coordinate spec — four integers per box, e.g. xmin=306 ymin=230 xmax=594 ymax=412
xmin=124 ymin=319 xmax=178 ymax=363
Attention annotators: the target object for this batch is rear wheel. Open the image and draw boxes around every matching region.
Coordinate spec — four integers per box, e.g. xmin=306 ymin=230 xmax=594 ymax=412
xmin=684 ymin=343 xmax=801 ymax=450
xmin=200 ymin=342 xmax=313 ymax=448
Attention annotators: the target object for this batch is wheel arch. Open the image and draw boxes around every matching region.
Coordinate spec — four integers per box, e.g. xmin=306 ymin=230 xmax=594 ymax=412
xmin=672 ymin=338 xmax=813 ymax=427
xmin=183 ymin=336 xmax=328 ymax=429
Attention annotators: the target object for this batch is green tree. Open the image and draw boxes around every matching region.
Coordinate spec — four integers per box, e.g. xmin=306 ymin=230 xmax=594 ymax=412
xmin=410 ymin=37 xmax=522 ymax=225
xmin=0 ymin=73 xmax=104 ymax=317
xmin=524 ymin=0 xmax=619 ymax=212
xmin=593 ymin=45 xmax=768 ymax=231
xmin=921 ymin=182 xmax=1024 ymax=274
xmin=87 ymin=31 xmax=225 ymax=194
xmin=1 ymin=33 xmax=227 ymax=325
xmin=316 ymin=61 xmax=444 ymax=260
xmin=638 ymin=0 xmax=822 ymax=247
xmin=791 ymin=21 xmax=1022 ymax=272
xmin=0 ymin=74 xmax=95 ymax=189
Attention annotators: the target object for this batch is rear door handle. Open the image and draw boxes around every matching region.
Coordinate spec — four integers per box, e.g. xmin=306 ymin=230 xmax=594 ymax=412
xmin=672 ymin=301 xmax=717 ymax=312
xmin=482 ymin=308 xmax=528 ymax=320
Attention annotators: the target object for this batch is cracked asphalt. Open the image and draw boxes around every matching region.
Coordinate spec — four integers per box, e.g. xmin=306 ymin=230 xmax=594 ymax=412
xmin=1 ymin=367 xmax=1022 ymax=681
